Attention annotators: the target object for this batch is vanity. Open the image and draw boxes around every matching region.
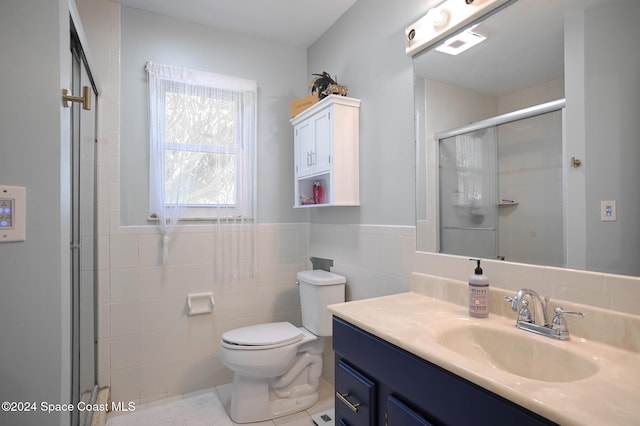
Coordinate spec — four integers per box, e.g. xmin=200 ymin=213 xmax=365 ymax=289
xmin=328 ymin=274 xmax=640 ymax=426
xmin=333 ymin=317 xmax=552 ymax=425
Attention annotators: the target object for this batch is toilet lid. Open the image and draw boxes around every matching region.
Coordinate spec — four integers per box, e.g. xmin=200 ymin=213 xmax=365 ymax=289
xmin=222 ymin=322 xmax=303 ymax=348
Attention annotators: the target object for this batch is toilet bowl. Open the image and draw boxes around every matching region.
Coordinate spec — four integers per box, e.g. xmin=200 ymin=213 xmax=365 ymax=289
xmin=218 ymin=270 xmax=346 ymax=424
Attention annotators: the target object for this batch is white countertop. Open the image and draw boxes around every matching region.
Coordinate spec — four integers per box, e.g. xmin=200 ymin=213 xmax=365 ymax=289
xmin=328 ymin=292 xmax=640 ymax=426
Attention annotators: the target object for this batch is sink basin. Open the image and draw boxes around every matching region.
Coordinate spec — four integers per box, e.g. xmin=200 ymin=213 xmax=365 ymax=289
xmin=435 ymin=325 xmax=599 ymax=382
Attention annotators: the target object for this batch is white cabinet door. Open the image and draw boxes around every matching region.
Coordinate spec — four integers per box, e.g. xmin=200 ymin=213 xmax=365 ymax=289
xmin=312 ymin=108 xmax=332 ymax=174
xmin=295 ymin=119 xmax=315 ymax=178
xmin=295 ymin=107 xmax=331 ymax=178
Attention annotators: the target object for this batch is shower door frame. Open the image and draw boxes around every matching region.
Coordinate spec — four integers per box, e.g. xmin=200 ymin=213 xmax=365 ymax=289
xmin=69 ymin=10 xmax=99 ymax=426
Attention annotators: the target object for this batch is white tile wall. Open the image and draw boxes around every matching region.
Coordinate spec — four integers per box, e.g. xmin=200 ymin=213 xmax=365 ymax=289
xmin=100 ymin=224 xmax=309 ymax=404
xmin=412 ymin=251 xmax=640 ymax=316
xmin=308 ymin=224 xmax=415 ymax=300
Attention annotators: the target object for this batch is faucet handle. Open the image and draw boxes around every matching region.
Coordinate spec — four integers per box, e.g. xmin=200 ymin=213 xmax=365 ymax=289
xmin=504 ymin=295 xmax=519 ymax=312
xmin=552 ymin=307 xmax=584 ymax=335
xmin=554 ymin=307 xmax=585 ymax=318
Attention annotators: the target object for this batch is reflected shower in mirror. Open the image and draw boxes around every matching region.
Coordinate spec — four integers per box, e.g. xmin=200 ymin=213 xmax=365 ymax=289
xmin=414 ymin=0 xmax=640 ymax=277
xmin=438 ymin=109 xmax=563 ymax=267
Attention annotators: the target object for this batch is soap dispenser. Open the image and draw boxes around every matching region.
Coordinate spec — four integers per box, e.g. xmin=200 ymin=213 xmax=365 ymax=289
xmin=469 ymin=259 xmax=489 ymax=318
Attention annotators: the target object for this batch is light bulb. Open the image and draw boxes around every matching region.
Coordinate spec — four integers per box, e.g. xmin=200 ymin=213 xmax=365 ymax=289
xmin=427 ymin=7 xmax=451 ymax=31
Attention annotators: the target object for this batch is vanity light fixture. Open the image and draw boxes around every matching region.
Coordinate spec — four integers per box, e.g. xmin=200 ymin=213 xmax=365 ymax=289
xmin=405 ymin=0 xmax=516 ymax=56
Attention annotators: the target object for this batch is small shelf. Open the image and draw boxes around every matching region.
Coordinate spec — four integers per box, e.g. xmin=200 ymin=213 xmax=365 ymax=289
xmin=498 ymin=200 xmax=519 ymax=207
xmin=295 ymin=203 xmax=330 ymax=208
xmin=296 ymin=174 xmax=329 ymax=207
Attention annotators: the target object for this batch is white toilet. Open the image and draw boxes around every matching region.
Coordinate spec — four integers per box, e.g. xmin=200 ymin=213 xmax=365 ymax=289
xmin=218 ymin=269 xmax=346 ymax=424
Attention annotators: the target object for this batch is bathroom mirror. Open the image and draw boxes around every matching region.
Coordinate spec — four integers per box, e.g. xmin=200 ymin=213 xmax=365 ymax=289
xmin=414 ymin=0 xmax=640 ymax=276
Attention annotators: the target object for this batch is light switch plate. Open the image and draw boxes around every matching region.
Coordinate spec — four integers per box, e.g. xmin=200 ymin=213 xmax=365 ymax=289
xmin=0 ymin=185 xmax=26 ymax=242
xmin=601 ymin=200 xmax=616 ymax=222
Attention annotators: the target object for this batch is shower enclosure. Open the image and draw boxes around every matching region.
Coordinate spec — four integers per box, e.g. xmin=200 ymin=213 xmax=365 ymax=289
xmin=69 ymin=18 xmax=98 ymax=426
xmin=438 ymin=103 xmax=564 ymax=266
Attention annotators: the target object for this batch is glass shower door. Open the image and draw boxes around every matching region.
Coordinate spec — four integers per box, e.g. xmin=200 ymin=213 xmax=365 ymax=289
xmin=439 ymin=128 xmax=498 ymax=258
xmin=70 ymin=23 xmax=98 ymax=426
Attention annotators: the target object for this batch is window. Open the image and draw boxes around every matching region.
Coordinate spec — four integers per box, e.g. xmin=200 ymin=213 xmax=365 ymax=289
xmin=147 ymin=62 xmax=257 ymax=221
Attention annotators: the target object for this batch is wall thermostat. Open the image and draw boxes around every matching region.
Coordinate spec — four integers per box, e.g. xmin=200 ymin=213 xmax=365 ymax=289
xmin=0 ymin=185 xmax=26 ymax=242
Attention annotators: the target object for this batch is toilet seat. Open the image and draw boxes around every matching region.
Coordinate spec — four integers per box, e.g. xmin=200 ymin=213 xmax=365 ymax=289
xmin=221 ymin=322 xmax=303 ymax=350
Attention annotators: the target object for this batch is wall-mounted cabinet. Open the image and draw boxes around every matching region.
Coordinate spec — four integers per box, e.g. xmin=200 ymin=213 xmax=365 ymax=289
xmin=290 ymin=95 xmax=361 ymax=207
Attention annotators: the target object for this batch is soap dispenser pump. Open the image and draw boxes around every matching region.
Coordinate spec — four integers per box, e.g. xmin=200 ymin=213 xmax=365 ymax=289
xmin=469 ymin=258 xmax=489 ymax=318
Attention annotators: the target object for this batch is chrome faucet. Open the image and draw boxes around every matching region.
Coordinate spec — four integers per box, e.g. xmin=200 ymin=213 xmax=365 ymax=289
xmin=505 ymin=289 xmax=584 ymax=341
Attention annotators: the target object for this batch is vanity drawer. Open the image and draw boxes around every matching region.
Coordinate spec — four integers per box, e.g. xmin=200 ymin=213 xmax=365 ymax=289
xmin=335 ymin=359 xmax=376 ymax=426
xmin=387 ymin=395 xmax=433 ymax=426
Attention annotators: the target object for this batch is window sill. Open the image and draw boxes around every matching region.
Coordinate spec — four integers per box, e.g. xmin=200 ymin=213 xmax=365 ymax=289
xmin=146 ymin=216 xmax=254 ymax=223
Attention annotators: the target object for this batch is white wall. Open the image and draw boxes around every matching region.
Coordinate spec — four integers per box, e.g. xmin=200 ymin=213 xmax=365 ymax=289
xmin=307 ymin=0 xmax=426 ymax=227
xmin=581 ymin=0 xmax=640 ymax=276
xmin=119 ymin=6 xmax=308 ymax=225
xmin=0 ymin=1 xmax=72 ymax=425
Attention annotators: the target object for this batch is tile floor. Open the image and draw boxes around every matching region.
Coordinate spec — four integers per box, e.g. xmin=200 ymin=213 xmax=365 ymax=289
xmin=106 ymin=379 xmax=335 ymax=426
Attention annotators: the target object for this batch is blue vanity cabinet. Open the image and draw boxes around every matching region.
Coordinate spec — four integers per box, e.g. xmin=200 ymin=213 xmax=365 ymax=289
xmin=333 ymin=316 xmax=557 ymax=426
xmin=335 ymin=359 xmax=376 ymax=425
xmin=386 ymin=395 xmax=433 ymax=426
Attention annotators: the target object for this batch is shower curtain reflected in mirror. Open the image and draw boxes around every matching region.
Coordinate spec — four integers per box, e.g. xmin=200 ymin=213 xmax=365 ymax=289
xmin=439 ymin=128 xmax=498 ymax=259
xmin=438 ymin=110 xmax=564 ymax=266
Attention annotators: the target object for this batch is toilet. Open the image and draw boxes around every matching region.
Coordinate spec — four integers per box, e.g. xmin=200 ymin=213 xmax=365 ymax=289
xmin=218 ymin=269 xmax=346 ymax=424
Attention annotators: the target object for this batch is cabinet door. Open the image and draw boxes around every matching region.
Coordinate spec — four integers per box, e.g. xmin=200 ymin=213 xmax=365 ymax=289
xmin=295 ymin=119 xmax=315 ymax=178
xmin=387 ymin=395 xmax=434 ymax=426
xmin=335 ymin=359 xmax=376 ymax=426
xmin=312 ymin=108 xmax=332 ymax=174
xmin=294 ymin=108 xmax=332 ymax=178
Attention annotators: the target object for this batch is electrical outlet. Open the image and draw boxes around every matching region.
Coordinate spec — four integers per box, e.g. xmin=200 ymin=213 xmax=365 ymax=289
xmin=601 ymin=200 xmax=616 ymax=221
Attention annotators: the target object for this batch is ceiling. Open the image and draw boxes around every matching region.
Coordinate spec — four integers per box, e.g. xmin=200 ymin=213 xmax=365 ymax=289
xmin=413 ymin=0 xmax=609 ymax=97
xmin=115 ymin=0 xmax=358 ymax=48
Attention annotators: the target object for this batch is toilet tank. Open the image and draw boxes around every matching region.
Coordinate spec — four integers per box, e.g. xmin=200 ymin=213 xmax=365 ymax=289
xmin=297 ymin=270 xmax=346 ymax=336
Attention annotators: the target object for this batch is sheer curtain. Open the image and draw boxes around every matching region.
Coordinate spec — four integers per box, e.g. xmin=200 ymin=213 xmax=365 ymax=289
xmin=146 ymin=62 xmax=257 ymax=279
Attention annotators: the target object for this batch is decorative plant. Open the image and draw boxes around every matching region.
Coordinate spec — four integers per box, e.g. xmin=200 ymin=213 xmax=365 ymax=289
xmin=309 ymin=71 xmax=348 ymax=99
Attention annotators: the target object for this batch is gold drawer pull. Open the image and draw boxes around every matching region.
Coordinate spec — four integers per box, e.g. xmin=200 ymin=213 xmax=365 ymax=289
xmin=336 ymin=392 xmax=360 ymax=413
